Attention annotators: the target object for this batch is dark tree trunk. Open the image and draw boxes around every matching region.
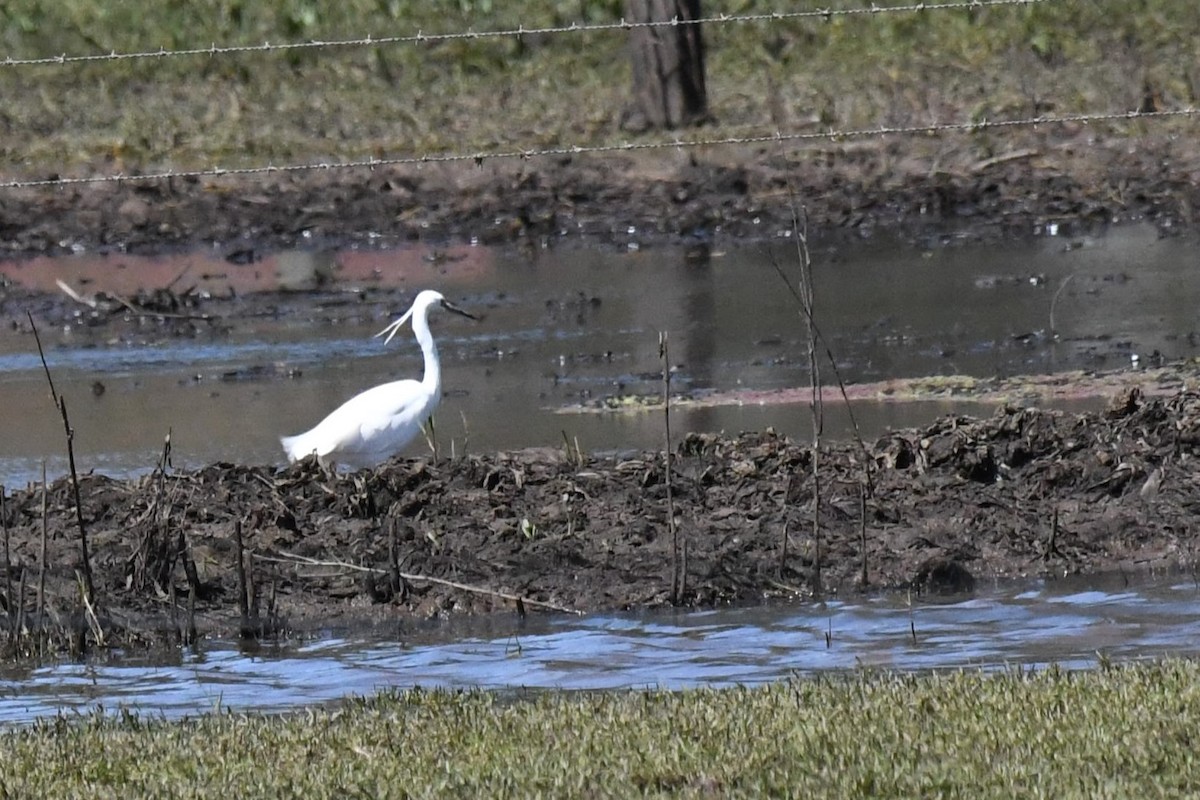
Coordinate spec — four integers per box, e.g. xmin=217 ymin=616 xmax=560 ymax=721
xmin=623 ymin=0 xmax=709 ymax=131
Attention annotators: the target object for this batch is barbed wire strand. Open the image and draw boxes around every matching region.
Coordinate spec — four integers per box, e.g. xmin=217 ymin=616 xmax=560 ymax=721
xmin=0 ymin=107 xmax=1190 ymax=191
xmin=1 ymin=0 xmax=1049 ymax=68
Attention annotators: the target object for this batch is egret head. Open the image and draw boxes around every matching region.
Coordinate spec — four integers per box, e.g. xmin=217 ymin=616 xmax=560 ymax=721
xmin=376 ymin=290 xmax=477 ymax=344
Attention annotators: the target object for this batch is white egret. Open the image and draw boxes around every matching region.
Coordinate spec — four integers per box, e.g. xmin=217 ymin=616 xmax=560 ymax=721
xmin=281 ymin=290 xmax=476 ymax=468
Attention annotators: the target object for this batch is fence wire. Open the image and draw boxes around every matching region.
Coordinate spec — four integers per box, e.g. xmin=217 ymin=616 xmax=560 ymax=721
xmin=0 ymin=107 xmax=1190 ymax=191
xmin=1 ymin=0 xmax=1049 ymax=68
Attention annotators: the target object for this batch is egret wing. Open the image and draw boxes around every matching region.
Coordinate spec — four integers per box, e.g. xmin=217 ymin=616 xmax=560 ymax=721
xmin=300 ymin=378 xmax=428 ymax=465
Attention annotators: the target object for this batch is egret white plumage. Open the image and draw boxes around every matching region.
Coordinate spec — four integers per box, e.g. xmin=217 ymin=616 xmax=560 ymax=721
xmin=280 ymin=290 xmax=476 ymax=468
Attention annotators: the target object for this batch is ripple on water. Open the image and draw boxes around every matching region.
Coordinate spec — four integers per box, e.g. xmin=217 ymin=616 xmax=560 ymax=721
xmin=0 ymin=572 xmax=1197 ymax=724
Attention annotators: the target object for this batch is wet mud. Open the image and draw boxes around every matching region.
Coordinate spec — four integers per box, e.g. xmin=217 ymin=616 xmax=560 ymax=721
xmin=1 ymin=386 xmax=1196 ymax=651
xmin=2 ymin=129 xmax=1196 ymax=262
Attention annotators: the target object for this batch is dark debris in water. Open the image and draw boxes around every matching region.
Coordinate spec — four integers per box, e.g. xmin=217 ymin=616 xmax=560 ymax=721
xmin=1 ymin=388 xmax=1198 ymax=657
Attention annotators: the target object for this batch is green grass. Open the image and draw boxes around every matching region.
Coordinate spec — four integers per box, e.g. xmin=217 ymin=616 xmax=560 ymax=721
xmin=3 ymin=661 xmax=1199 ymax=797
xmin=0 ymin=1 xmax=1197 ymax=174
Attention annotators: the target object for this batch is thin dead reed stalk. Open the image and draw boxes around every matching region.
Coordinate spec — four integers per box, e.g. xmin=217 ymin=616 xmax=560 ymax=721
xmin=187 ymin=583 xmax=198 ymax=646
xmin=234 ymin=519 xmax=252 ymax=637
xmin=78 ymin=572 xmax=104 ymax=647
xmin=1 ymin=485 xmax=10 ymax=640
xmin=28 ymin=313 xmax=96 ymax=604
xmin=1049 ymin=273 xmax=1076 ymax=339
xmin=768 ymin=184 xmax=879 ymax=596
xmin=456 ymin=410 xmax=471 ymax=462
xmin=14 ymin=569 xmax=25 ymax=641
xmin=860 ymin=483 xmax=869 ymax=587
xmin=765 ymin=245 xmax=874 ymax=495
xmin=168 ymin=581 xmax=179 ymax=643
xmin=779 ymin=520 xmax=789 ymax=579
xmin=660 ymin=331 xmax=684 ymax=604
xmin=38 ymin=462 xmax=48 ymax=631
xmin=781 ymin=210 xmax=823 ymax=595
xmin=388 ymin=518 xmax=406 ymax=601
xmin=134 ymin=430 xmax=176 ymax=591
xmin=177 ymin=530 xmax=201 ymax=643
xmin=422 ymin=417 xmax=440 ymax=464
xmin=908 ymin=589 xmax=918 ymax=643
xmin=560 ymin=430 xmax=586 ymax=468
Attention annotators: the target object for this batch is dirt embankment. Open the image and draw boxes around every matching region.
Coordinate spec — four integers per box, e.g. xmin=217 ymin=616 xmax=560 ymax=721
xmin=0 ymin=385 xmax=1195 ymax=652
xmin=1 ymin=129 xmax=1196 ymax=262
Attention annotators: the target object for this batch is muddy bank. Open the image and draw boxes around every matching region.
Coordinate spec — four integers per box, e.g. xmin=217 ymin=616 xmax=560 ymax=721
xmin=0 ymin=385 xmax=1195 ymax=653
xmin=2 ymin=129 xmax=1197 ymax=264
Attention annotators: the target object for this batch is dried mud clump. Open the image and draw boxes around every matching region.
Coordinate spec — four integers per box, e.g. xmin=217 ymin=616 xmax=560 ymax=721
xmin=1 ymin=389 xmax=1197 ymax=652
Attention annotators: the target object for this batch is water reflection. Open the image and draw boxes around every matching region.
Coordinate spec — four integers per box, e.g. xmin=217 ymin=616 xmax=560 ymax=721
xmin=0 ymin=572 xmax=1195 ymax=724
xmin=0 ymin=224 xmax=1194 ymax=486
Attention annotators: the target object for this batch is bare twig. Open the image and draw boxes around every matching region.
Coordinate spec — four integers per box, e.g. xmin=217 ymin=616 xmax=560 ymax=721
xmin=135 ymin=430 xmax=176 ymax=591
xmin=1044 ymin=505 xmax=1063 ymax=561
xmin=860 ymin=483 xmax=869 ymax=587
xmin=908 ymin=589 xmax=918 ymax=643
xmin=458 ymin=410 xmax=471 ymax=462
xmin=28 ymin=312 xmax=60 ymax=403
xmin=766 ymin=233 xmax=875 ymax=495
xmin=969 ymin=148 xmax=1040 ymax=173
xmin=59 ymin=396 xmax=95 ymax=603
xmin=178 ymin=530 xmax=202 ymax=607
xmin=387 ymin=519 xmax=405 ymax=600
xmin=78 ymin=571 xmax=105 ymax=647
xmin=259 ymin=550 xmax=583 ymax=615
xmin=28 ymin=313 xmax=95 ymax=604
xmin=15 ymin=568 xmax=26 ymax=641
xmin=1049 ymin=273 xmax=1077 ymax=339
xmin=422 ymin=416 xmax=439 ymax=464
xmin=660 ymin=331 xmax=683 ymax=604
xmin=786 ymin=209 xmax=824 ymax=596
xmin=164 ymin=263 xmax=192 ymax=293
xmin=779 ymin=519 xmax=789 ymax=579
xmin=1 ymin=485 xmax=10 ymax=640
xmin=186 ymin=583 xmax=198 ymax=646
xmin=38 ymin=463 xmax=48 ymax=631
xmin=233 ymin=520 xmax=251 ymax=636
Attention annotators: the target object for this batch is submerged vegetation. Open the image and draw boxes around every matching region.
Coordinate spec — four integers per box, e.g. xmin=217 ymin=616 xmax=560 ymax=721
xmin=2 ymin=661 xmax=1199 ymax=797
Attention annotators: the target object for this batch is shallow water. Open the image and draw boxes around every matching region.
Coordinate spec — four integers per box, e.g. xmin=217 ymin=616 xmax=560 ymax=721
xmin=1 ymin=223 xmax=1191 ymax=487
xmin=0 ymin=571 xmax=1194 ymax=724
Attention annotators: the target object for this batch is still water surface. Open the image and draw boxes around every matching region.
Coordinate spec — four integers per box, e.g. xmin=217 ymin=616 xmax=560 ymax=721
xmin=1 ymin=223 xmax=1194 ymax=486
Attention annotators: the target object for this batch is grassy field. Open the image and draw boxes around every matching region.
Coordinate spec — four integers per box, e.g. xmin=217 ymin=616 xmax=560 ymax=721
xmin=0 ymin=0 xmax=1196 ymax=173
xmin=1 ymin=661 xmax=1198 ymax=797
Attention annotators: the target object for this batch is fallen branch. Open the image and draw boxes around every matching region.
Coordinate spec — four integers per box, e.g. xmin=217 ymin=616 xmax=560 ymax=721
xmin=258 ymin=550 xmax=583 ymax=616
xmin=970 ymin=148 xmax=1040 ymax=173
xmin=55 ymin=279 xmax=98 ymax=308
xmin=55 ymin=278 xmax=215 ymax=322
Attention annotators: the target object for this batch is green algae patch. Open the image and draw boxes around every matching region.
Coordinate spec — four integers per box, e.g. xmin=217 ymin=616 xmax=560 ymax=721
xmin=560 ymin=361 xmax=1200 ymax=415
